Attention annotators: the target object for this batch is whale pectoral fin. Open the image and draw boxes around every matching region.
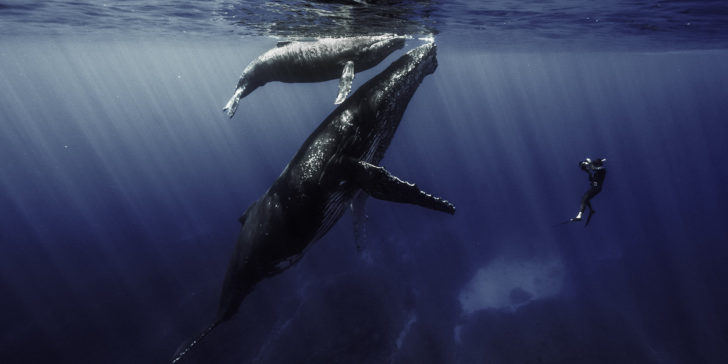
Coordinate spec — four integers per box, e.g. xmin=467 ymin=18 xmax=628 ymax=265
xmin=350 ymin=191 xmax=368 ymax=251
xmin=347 ymin=160 xmax=455 ymax=214
xmin=335 ymin=61 xmax=355 ymax=104
xmin=223 ymin=87 xmax=244 ymax=118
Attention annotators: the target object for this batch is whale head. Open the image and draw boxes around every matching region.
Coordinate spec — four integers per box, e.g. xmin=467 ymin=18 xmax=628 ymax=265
xmin=364 ymin=41 xmax=437 ymax=112
xmin=404 ymin=41 xmax=438 ymax=78
xmin=368 ymin=34 xmax=407 ymax=55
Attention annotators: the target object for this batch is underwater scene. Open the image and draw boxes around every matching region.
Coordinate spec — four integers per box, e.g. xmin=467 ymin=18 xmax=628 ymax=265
xmin=2 ymin=1 xmax=728 ymax=363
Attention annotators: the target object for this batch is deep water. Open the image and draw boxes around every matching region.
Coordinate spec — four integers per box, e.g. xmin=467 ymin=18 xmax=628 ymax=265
xmin=2 ymin=24 xmax=728 ymax=364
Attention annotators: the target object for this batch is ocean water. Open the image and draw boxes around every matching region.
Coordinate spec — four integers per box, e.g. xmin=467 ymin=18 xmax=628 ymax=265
xmin=1 ymin=1 xmax=728 ymax=363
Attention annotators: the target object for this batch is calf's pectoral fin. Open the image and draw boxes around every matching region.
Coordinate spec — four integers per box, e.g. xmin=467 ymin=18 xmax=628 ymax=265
xmin=335 ymin=61 xmax=355 ymax=104
xmin=345 ymin=159 xmax=455 ymax=214
xmin=223 ymin=87 xmax=244 ymax=118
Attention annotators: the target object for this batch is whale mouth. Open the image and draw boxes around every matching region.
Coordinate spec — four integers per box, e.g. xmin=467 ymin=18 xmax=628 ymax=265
xmin=418 ymin=34 xmax=436 ymax=43
xmin=388 ymin=36 xmax=407 ymax=49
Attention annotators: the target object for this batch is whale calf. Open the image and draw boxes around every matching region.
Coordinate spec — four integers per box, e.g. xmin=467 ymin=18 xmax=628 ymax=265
xmin=173 ymin=42 xmax=451 ymax=362
xmin=223 ymin=34 xmax=406 ymax=118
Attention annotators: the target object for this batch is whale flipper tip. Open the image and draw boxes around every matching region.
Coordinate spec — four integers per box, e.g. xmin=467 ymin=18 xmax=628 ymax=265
xmin=223 ymin=88 xmax=244 ymax=118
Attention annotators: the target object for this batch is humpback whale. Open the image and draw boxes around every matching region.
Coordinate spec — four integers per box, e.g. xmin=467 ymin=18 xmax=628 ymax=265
xmin=223 ymin=34 xmax=406 ymax=118
xmin=173 ymin=42 xmax=451 ymax=362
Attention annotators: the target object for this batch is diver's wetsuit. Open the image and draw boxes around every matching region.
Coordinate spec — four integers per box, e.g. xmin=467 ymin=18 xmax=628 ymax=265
xmin=577 ymin=162 xmax=606 ymax=217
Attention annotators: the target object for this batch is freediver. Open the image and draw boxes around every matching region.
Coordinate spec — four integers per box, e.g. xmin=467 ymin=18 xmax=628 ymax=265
xmin=570 ymin=157 xmax=606 ymax=226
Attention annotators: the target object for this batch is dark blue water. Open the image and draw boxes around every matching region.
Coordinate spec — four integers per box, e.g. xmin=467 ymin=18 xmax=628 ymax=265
xmin=1 ymin=2 xmax=728 ymax=363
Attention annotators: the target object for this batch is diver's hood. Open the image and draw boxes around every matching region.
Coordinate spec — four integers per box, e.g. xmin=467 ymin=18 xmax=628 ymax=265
xmin=586 ymin=157 xmax=606 ymax=169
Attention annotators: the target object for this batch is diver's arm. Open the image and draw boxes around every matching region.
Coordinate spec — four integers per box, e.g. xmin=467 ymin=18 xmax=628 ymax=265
xmin=579 ymin=160 xmax=592 ymax=175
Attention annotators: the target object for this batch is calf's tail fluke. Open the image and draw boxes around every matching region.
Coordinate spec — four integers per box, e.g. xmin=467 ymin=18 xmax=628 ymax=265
xmin=171 ymin=320 xmax=220 ymax=363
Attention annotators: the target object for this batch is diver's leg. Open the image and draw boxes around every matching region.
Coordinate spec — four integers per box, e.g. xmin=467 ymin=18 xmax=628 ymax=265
xmin=583 ymin=187 xmax=601 ymax=226
xmin=583 ymin=199 xmax=594 ymax=226
xmin=572 ymin=190 xmax=590 ymax=221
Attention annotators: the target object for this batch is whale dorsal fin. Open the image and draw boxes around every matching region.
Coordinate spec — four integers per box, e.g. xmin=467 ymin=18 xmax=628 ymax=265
xmin=335 ymin=61 xmax=355 ymax=104
xmin=345 ymin=160 xmax=455 ymax=214
xmin=238 ymin=203 xmax=256 ymax=226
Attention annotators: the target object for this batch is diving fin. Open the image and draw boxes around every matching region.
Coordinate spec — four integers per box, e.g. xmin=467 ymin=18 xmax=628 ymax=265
xmin=335 ymin=61 xmax=355 ymax=104
xmin=584 ymin=210 xmax=595 ymax=227
xmin=552 ymin=219 xmax=573 ymax=227
xmin=345 ymin=160 xmax=455 ymax=214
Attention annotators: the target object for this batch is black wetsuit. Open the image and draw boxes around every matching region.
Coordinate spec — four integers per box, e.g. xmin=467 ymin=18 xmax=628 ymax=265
xmin=578 ymin=164 xmax=606 ymax=215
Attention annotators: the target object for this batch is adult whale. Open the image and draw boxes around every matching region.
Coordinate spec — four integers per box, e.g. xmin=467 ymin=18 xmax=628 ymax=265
xmin=223 ymin=34 xmax=406 ymax=118
xmin=173 ymin=42 xmax=451 ymax=363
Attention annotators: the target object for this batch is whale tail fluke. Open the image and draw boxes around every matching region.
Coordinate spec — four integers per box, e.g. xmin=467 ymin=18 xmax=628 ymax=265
xmin=171 ymin=320 xmax=220 ymax=363
xmin=223 ymin=88 xmax=244 ymax=118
